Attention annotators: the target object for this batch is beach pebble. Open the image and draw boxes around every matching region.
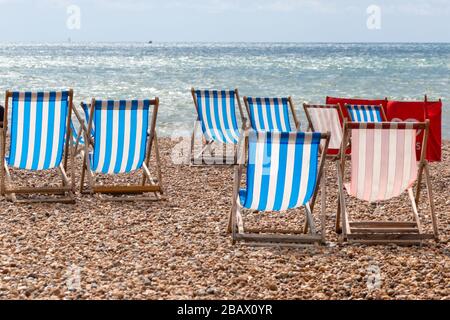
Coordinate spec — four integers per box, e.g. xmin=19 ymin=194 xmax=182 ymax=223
xmin=0 ymin=138 xmax=448 ymax=300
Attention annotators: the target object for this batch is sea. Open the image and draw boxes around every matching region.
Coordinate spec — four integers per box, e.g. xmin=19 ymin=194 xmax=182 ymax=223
xmin=0 ymin=42 xmax=449 ymax=138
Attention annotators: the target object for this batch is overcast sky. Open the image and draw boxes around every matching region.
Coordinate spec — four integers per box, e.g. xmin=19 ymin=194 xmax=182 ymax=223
xmin=0 ymin=0 xmax=449 ymax=42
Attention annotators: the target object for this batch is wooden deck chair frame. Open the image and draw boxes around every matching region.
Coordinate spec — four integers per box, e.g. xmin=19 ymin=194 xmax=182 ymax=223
xmin=71 ymin=102 xmax=96 ymax=156
xmin=303 ymin=103 xmax=349 ymax=234
xmin=228 ymin=130 xmax=331 ymax=247
xmin=244 ymin=96 xmax=301 ymax=131
xmin=336 ymin=120 xmax=439 ymax=245
xmin=0 ymin=90 xmax=75 ymax=203
xmin=78 ymin=98 xmax=164 ymax=202
xmin=190 ymin=88 xmax=247 ymax=166
xmin=71 ymin=112 xmax=85 ymax=156
xmin=343 ymin=103 xmax=388 ymax=122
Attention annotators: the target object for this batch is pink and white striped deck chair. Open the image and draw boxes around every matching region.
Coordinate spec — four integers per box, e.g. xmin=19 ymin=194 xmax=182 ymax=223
xmin=303 ymin=104 xmax=348 ymax=159
xmin=337 ymin=121 xmax=439 ymax=245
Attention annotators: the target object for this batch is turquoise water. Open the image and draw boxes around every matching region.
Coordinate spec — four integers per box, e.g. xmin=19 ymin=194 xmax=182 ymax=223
xmin=0 ymin=42 xmax=449 ymax=138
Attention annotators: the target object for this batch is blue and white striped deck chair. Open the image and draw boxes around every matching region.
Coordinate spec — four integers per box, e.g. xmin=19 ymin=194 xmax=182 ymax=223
xmin=79 ymin=98 xmax=163 ymax=200
xmin=345 ymin=104 xmax=387 ymax=123
xmin=191 ymin=88 xmax=246 ymax=165
xmin=244 ymin=97 xmax=300 ymax=132
xmin=0 ymin=90 xmax=75 ymax=203
xmin=229 ymin=130 xmax=331 ymax=246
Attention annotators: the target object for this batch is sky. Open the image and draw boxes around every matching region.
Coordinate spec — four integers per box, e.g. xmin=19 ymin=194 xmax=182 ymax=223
xmin=0 ymin=0 xmax=449 ymax=42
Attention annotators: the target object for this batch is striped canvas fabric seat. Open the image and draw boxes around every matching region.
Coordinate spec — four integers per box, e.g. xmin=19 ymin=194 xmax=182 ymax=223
xmin=239 ymin=131 xmax=321 ymax=211
xmin=90 ymin=100 xmax=150 ymax=174
xmin=346 ymin=105 xmax=384 ymax=123
xmin=336 ymin=120 xmax=439 ymax=244
xmin=194 ymin=90 xmax=240 ymax=144
xmin=246 ymin=97 xmax=295 ymax=132
xmin=346 ymin=122 xmax=418 ymax=202
xmin=304 ymin=105 xmax=343 ymax=154
xmin=8 ymin=91 xmax=70 ymax=170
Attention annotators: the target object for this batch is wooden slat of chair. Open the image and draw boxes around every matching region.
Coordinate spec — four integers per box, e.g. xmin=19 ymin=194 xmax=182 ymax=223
xmin=93 ymin=185 xmax=161 ymax=194
xmin=350 ymin=227 xmax=419 ymax=234
xmin=349 ymin=221 xmax=418 ymax=228
xmin=234 ymin=233 xmax=323 ymax=244
xmin=347 ymin=233 xmax=435 ymax=241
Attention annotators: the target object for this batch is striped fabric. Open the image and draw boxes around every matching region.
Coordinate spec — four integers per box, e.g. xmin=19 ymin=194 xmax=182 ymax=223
xmin=307 ymin=106 xmax=343 ymax=150
xmin=348 ymin=123 xmax=418 ymax=203
xmin=240 ymin=131 xmax=321 ymax=211
xmin=247 ymin=97 xmax=292 ymax=132
xmin=346 ymin=105 xmax=383 ymax=123
xmin=8 ymin=91 xmax=69 ymax=170
xmin=195 ymin=90 xmax=240 ymax=144
xmin=90 ymin=100 xmax=150 ymax=174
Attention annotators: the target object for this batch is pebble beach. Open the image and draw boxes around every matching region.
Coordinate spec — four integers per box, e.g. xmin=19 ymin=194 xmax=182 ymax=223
xmin=0 ymin=138 xmax=448 ymax=300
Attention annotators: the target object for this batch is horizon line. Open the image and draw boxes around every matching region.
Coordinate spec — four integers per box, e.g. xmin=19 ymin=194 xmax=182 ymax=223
xmin=1 ymin=41 xmax=450 ymax=44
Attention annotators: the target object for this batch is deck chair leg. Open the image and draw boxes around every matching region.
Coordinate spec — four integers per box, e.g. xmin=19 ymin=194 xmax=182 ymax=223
xmin=0 ymin=131 xmax=4 ymax=197
xmin=140 ymin=133 xmax=163 ymax=197
xmin=189 ymin=120 xmax=199 ymax=164
xmin=303 ymin=210 xmax=310 ymax=234
xmin=227 ymin=208 xmax=233 ymax=234
xmin=142 ymin=163 xmax=160 ymax=200
xmin=79 ymin=151 xmax=87 ymax=194
xmin=71 ymin=142 xmax=76 ymax=192
xmin=230 ymin=167 xmax=241 ymax=242
xmin=408 ymin=188 xmax=423 ymax=234
xmin=320 ymin=167 xmax=327 ymax=242
xmin=304 ymin=203 xmax=317 ymax=235
xmin=154 ymin=134 xmax=164 ymax=193
xmin=424 ymin=164 xmax=439 ymax=240
xmin=335 ymin=201 xmax=342 ymax=234
xmin=236 ymin=206 xmax=244 ymax=234
xmin=58 ymin=164 xmax=74 ymax=200
xmin=3 ymin=161 xmax=17 ymax=202
xmin=81 ymin=134 xmax=95 ymax=194
xmin=336 ymin=161 xmax=348 ymax=239
xmin=231 ymin=203 xmax=238 ymax=244
xmin=414 ymin=163 xmax=425 ymax=205
xmin=142 ymin=125 xmax=158 ymax=186
xmin=63 ymin=129 xmax=71 ymax=172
